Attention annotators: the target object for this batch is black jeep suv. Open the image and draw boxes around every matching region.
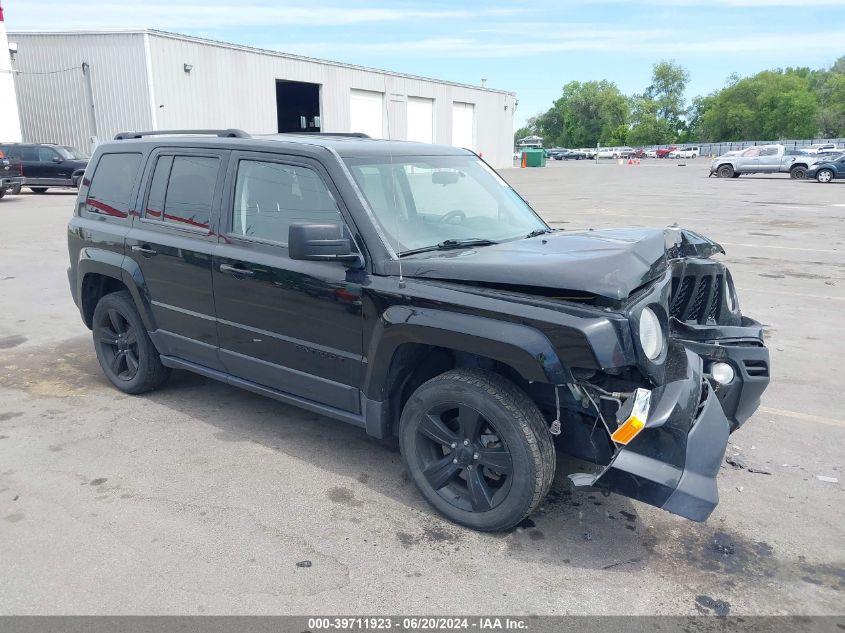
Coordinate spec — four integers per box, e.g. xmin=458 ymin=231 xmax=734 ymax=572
xmin=68 ymin=129 xmax=769 ymax=531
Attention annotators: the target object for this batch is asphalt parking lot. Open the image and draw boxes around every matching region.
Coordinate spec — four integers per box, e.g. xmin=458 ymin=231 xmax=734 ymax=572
xmin=0 ymin=159 xmax=843 ymax=615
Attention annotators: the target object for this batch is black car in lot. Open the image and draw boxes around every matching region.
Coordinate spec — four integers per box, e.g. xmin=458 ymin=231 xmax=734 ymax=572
xmin=67 ymin=129 xmax=770 ymax=531
xmin=806 ymin=154 xmax=845 ymax=183
xmin=0 ymin=142 xmax=88 ymax=193
xmin=552 ymin=149 xmax=588 ymax=160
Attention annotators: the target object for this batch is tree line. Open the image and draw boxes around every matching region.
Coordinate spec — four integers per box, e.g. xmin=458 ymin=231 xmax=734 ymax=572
xmin=516 ymin=56 xmax=845 ymax=148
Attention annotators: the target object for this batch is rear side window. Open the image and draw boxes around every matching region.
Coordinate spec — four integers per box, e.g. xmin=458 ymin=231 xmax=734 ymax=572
xmin=144 ymin=155 xmax=218 ymax=230
xmin=85 ymin=152 xmax=142 ymax=219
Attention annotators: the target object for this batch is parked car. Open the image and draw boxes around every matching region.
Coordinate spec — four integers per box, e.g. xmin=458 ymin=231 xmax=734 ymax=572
xmin=645 ymin=149 xmax=658 ymax=158
xmin=655 ymin=146 xmax=676 ymax=158
xmin=806 ymin=154 xmax=845 ymax=183
xmin=553 ymin=149 xmax=587 ymax=160
xmin=629 ymin=148 xmax=647 ymax=159
xmin=0 ymin=153 xmax=23 ymax=199
xmin=68 ymin=129 xmax=769 ymax=532
xmin=579 ymin=148 xmax=597 ymax=159
xmin=710 ymin=144 xmax=830 ymax=179
xmin=668 ymin=146 xmax=700 ymax=159
xmin=804 ymin=143 xmax=843 ymax=154
xmin=0 ymin=143 xmax=89 ymax=193
xmin=596 ymin=146 xmax=635 ymax=159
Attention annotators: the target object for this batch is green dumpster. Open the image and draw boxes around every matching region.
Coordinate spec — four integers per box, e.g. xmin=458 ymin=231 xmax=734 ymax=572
xmin=522 ymin=148 xmax=546 ymax=167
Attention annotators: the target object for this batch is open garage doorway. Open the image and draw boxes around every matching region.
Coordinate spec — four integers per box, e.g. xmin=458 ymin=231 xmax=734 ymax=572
xmin=276 ymin=80 xmax=321 ymax=133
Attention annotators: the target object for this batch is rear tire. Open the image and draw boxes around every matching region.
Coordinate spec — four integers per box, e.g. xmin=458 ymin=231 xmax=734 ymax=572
xmin=790 ymin=166 xmax=807 ymax=180
xmin=92 ymin=290 xmax=170 ymax=394
xmin=29 ymin=187 xmax=48 ymax=193
xmin=717 ymin=164 xmax=734 ymax=179
xmin=399 ymin=368 xmax=555 ymax=532
xmin=816 ymin=168 xmax=834 ymax=183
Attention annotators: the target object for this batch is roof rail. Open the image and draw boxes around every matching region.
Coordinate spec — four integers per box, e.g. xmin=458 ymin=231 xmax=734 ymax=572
xmin=277 ymin=132 xmax=371 ymax=139
xmin=113 ymin=129 xmax=250 ymax=140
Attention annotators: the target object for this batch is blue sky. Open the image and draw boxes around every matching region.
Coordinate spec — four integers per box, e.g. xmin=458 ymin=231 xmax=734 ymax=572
xmin=5 ymin=0 xmax=845 ymax=126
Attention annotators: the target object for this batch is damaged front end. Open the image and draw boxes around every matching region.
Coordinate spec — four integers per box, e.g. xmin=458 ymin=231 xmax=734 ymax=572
xmin=559 ymin=229 xmax=770 ymax=522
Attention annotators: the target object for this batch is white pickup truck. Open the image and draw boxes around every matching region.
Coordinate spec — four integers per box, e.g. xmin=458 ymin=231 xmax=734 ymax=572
xmin=709 ymin=144 xmax=833 ymax=179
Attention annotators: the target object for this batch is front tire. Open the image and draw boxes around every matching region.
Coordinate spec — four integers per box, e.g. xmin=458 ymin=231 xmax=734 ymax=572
xmin=399 ymin=369 xmax=555 ymax=532
xmin=92 ymin=290 xmax=170 ymax=394
xmin=816 ymin=168 xmax=834 ymax=183
xmin=717 ymin=164 xmax=734 ymax=179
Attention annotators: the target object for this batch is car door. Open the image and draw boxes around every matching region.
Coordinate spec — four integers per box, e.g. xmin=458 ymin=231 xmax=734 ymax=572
xmin=125 ymin=147 xmax=228 ymax=370
xmin=756 ymin=146 xmax=781 ymax=172
xmin=16 ymin=145 xmax=41 ymax=183
xmin=213 ymin=151 xmax=364 ymax=413
xmin=36 ymin=146 xmax=73 ymax=185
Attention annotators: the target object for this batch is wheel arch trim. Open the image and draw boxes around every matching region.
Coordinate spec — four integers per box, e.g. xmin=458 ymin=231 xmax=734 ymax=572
xmin=362 ymin=305 xmax=571 ymax=402
xmin=76 ymin=249 xmax=156 ymax=330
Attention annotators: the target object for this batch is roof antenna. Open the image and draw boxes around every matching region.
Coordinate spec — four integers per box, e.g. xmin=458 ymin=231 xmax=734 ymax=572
xmin=383 ymin=74 xmax=405 ymax=289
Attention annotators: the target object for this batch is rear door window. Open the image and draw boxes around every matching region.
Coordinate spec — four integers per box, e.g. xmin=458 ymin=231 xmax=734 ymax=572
xmin=84 ymin=152 xmax=143 ymax=219
xmin=19 ymin=146 xmax=38 ymax=161
xmin=144 ymin=155 xmax=219 ymax=231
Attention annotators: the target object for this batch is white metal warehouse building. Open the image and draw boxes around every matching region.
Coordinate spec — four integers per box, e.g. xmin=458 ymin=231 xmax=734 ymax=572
xmin=8 ymin=30 xmax=517 ymax=168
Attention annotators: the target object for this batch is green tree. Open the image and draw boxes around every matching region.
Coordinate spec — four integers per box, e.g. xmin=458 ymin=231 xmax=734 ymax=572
xmin=628 ymin=61 xmax=690 ymax=145
xmin=697 ymin=70 xmax=821 ymax=140
xmin=535 ymin=80 xmax=629 ymax=148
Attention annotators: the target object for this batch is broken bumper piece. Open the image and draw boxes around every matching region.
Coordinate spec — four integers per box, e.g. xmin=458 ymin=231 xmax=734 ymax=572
xmin=572 ymin=348 xmax=731 ymax=522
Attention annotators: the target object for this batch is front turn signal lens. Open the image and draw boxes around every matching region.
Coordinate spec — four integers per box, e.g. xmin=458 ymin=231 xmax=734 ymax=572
xmin=611 ymin=388 xmax=651 ymax=445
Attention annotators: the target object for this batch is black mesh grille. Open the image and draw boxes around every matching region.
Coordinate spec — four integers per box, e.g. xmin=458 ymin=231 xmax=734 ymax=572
xmin=708 ymin=274 xmax=723 ymax=322
xmin=688 ymin=277 xmax=711 ymax=322
xmin=670 ymin=276 xmax=694 ymax=317
xmin=670 ymin=273 xmax=722 ymax=324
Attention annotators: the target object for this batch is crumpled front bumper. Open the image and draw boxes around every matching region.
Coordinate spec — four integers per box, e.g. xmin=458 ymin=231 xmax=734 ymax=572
xmin=671 ymin=316 xmax=770 ymax=431
xmin=576 ymin=346 xmax=732 ymax=522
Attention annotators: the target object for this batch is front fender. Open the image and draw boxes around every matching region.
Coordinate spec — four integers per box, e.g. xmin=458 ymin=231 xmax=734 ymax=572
xmin=362 ymin=305 xmax=571 ymax=401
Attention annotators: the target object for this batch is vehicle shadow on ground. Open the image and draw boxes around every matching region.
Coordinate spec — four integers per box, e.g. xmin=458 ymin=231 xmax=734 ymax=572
xmin=5 ymin=334 xmax=843 ymax=596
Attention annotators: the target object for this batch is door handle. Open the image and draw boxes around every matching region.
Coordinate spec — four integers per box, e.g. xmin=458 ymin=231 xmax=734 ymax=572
xmin=131 ymin=245 xmax=157 ymax=256
xmin=219 ymin=263 xmax=254 ymax=277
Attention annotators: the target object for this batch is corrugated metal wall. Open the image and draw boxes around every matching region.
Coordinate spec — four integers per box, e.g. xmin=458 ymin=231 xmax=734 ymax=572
xmin=9 ymin=31 xmax=516 ymax=168
xmin=11 ymin=32 xmax=153 ymax=152
xmin=146 ymin=32 xmax=516 ymax=167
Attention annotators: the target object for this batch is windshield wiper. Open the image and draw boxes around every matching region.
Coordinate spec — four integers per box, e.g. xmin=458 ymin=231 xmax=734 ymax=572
xmin=525 ymin=228 xmax=554 ymax=238
xmin=399 ymin=238 xmax=498 ymax=257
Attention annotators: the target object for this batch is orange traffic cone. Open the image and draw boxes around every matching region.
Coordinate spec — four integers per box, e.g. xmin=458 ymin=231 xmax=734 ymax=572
xmin=521 ymin=152 xmax=527 ymax=168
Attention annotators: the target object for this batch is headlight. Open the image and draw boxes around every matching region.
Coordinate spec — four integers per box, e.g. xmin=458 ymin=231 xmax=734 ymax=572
xmin=639 ymin=306 xmax=664 ymax=360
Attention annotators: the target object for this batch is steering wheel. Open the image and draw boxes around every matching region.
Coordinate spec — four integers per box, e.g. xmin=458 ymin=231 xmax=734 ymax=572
xmin=439 ymin=209 xmax=467 ymax=224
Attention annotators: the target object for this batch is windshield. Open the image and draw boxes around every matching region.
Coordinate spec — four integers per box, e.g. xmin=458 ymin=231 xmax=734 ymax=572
xmin=56 ymin=146 xmax=88 ymax=160
xmin=344 ymin=155 xmax=547 ymax=254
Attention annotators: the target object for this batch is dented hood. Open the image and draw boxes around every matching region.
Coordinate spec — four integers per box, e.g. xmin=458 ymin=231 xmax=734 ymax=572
xmin=399 ymin=227 xmax=723 ymax=302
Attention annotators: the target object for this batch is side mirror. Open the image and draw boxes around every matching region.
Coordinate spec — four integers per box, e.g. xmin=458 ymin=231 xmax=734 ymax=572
xmin=52 ymin=156 xmax=63 ymax=163
xmin=289 ymin=223 xmax=360 ymax=264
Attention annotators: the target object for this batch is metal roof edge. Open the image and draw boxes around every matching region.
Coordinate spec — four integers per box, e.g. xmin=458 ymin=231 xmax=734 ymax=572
xmin=8 ymin=28 xmax=516 ymax=97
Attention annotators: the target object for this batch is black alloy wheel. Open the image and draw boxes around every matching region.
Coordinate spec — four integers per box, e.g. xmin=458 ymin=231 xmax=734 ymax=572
xmin=95 ymin=307 xmax=141 ymax=382
xmin=399 ymin=369 xmax=555 ymax=531
xmin=91 ymin=290 xmax=170 ymax=394
xmin=414 ymin=402 xmax=514 ymax=513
